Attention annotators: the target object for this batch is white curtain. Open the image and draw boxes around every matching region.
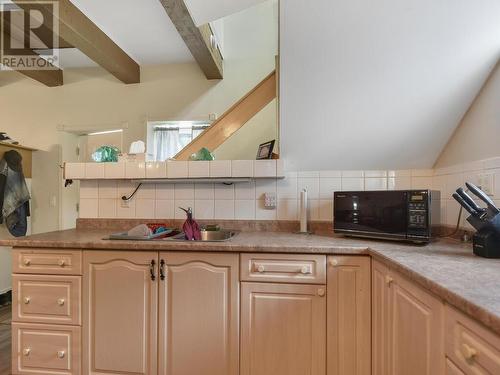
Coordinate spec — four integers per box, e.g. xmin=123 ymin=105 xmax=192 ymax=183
xmin=153 ymin=125 xmax=210 ymax=161
xmin=154 ymin=130 xmax=182 ymax=161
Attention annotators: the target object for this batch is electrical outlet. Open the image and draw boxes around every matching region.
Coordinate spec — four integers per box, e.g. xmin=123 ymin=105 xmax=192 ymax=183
xmin=121 ymin=199 xmax=130 ymax=208
xmin=478 ymin=173 xmax=494 ymax=196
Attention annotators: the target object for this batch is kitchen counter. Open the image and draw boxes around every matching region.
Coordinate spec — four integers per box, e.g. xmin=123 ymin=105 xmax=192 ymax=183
xmin=2 ymin=229 xmax=500 ymax=336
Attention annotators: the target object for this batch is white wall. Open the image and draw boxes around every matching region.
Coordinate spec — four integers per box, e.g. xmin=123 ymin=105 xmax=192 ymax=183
xmin=436 ymin=61 xmax=500 ymax=168
xmin=280 ymin=0 xmax=500 ymax=171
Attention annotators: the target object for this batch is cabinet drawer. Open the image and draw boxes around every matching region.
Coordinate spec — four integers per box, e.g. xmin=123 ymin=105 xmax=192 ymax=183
xmin=240 ymin=253 xmax=326 ymax=284
xmin=12 ymin=275 xmax=81 ymax=325
xmin=12 ymin=323 xmax=81 ymax=375
xmin=445 ymin=305 xmax=500 ymax=374
xmin=13 ymin=249 xmax=82 ymax=275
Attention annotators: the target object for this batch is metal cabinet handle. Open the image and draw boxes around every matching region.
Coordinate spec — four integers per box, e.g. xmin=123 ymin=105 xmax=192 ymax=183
xmin=160 ymin=259 xmax=166 ymax=281
xmin=300 ymin=266 xmax=311 ymax=274
xmin=58 ymin=259 xmax=66 ymax=267
xmin=150 ymin=260 xmax=156 ymax=281
xmin=317 ymin=288 xmax=326 ymax=297
xmin=257 ymin=265 xmax=265 ymax=273
xmin=57 ymin=350 xmax=66 ymax=359
xmin=23 ymin=259 xmax=31 ymax=266
xmin=329 ymin=259 xmax=339 ymax=267
xmin=461 ymin=343 xmax=477 ymax=360
xmin=23 ymin=297 xmax=31 ymax=305
xmin=57 ymin=298 xmax=65 ymax=306
xmin=23 ymin=348 xmax=31 ymax=356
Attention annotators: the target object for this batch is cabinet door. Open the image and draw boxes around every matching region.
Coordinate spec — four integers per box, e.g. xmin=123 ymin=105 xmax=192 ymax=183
xmin=241 ymin=282 xmax=326 ymax=375
xmin=82 ymin=251 xmax=158 ymax=375
xmin=372 ymin=259 xmax=391 ymax=375
xmin=327 ymin=256 xmax=371 ymax=375
xmin=389 ymin=270 xmax=444 ymax=375
xmin=158 ymin=252 xmax=239 ymax=375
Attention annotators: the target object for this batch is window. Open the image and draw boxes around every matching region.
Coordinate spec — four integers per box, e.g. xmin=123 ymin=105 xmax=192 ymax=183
xmin=148 ymin=121 xmax=211 ymax=161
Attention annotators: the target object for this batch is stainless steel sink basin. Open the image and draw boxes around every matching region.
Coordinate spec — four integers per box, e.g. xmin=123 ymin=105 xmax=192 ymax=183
xmin=107 ymin=229 xmax=237 ymax=242
xmin=200 ymin=230 xmax=237 ymax=241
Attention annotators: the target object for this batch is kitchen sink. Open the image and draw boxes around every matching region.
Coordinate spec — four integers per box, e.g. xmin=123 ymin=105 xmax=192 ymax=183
xmin=107 ymin=229 xmax=238 ymax=242
xmin=168 ymin=230 xmax=238 ymax=242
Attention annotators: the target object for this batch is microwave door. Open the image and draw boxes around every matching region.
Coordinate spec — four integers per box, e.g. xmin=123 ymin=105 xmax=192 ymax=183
xmin=336 ymin=192 xmax=408 ymax=236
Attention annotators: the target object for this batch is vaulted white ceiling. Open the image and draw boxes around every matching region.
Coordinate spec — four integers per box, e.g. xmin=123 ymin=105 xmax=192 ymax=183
xmin=56 ymin=0 xmax=267 ymax=68
xmin=280 ymin=0 xmax=500 ymax=170
xmin=184 ymin=0 xmax=267 ymax=26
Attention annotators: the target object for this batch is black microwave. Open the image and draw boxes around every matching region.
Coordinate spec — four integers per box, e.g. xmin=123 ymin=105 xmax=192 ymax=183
xmin=334 ymin=190 xmax=440 ymax=243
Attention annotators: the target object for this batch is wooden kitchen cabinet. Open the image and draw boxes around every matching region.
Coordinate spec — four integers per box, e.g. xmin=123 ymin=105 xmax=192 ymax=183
xmin=158 ymin=252 xmax=239 ymax=375
xmin=82 ymin=251 xmax=158 ymax=375
xmin=372 ymin=259 xmax=444 ymax=375
xmin=327 ymin=256 xmax=371 ymax=375
xmin=240 ymin=282 xmax=326 ymax=375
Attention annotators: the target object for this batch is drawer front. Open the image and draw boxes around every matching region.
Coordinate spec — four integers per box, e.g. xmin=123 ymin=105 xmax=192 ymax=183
xmin=240 ymin=253 xmax=326 ymax=284
xmin=445 ymin=305 xmax=500 ymax=375
xmin=446 ymin=358 xmax=466 ymax=375
xmin=13 ymin=275 xmax=81 ymax=325
xmin=13 ymin=249 xmax=82 ymax=275
xmin=12 ymin=323 xmax=81 ymax=375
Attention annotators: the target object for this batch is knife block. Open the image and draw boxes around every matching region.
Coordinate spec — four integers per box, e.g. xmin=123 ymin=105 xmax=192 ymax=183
xmin=473 ymin=229 xmax=500 ymax=259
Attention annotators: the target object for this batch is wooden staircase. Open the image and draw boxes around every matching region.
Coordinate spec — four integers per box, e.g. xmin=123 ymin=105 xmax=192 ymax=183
xmin=174 ymin=70 xmax=277 ymax=160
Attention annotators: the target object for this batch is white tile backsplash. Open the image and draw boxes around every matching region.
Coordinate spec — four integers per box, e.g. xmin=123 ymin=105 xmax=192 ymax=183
xmin=77 ymin=156 xmax=500 ymax=228
xmin=235 ymin=181 xmax=256 ymax=200
xmin=277 ymin=199 xmax=298 ymax=220
xmin=105 ymin=163 xmax=125 ymax=179
xmin=174 ymin=184 xmax=195 ymax=200
xmin=319 ymin=178 xmax=341 ymax=199
xmin=215 ymin=200 xmax=235 ymax=219
xmin=195 ymin=183 xmax=215 ymax=200
xmin=188 ymin=161 xmax=209 ymax=178
xmin=125 ymin=162 xmax=146 ymax=179
xmin=146 ymin=162 xmax=167 ymax=178
xmin=135 ymin=199 xmax=155 ymax=218
xmin=341 ymin=178 xmax=364 ymax=191
xmin=195 ymin=200 xmax=215 ymax=219
xmin=214 ymin=184 xmax=235 ymax=200
xmin=155 ymin=199 xmax=174 ymax=219
xmin=156 ymin=184 xmax=175 ymax=200
xmin=235 ymin=200 xmax=256 ymax=219
xmin=297 ymin=178 xmax=320 ymax=199
xmin=210 ymin=161 xmax=231 ymax=177
xmin=231 ymin=160 xmax=254 ymax=177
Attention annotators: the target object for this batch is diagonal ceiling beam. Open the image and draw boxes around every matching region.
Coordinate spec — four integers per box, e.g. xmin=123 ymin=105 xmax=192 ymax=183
xmin=12 ymin=0 xmax=140 ymax=84
xmin=159 ymin=0 xmax=223 ymax=80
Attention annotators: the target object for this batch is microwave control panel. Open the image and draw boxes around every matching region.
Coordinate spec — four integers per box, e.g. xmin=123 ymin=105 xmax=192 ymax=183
xmin=408 ymin=192 xmax=429 ymax=229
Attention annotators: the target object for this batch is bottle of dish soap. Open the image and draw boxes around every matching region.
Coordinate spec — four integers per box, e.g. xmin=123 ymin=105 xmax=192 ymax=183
xmin=179 ymin=207 xmax=201 ymax=240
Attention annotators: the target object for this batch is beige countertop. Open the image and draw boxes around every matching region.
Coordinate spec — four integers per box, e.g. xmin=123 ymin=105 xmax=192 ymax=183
xmin=2 ymin=229 xmax=500 ymax=336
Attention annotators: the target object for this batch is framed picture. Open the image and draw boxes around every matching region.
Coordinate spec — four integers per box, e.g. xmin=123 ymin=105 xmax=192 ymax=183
xmin=256 ymin=140 xmax=275 ymax=160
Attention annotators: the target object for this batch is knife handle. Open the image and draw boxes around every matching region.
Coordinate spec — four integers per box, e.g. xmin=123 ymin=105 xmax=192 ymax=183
xmin=452 ymin=193 xmax=478 ymax=216
xmin=466 ymin=183 xmax=499 ymax=214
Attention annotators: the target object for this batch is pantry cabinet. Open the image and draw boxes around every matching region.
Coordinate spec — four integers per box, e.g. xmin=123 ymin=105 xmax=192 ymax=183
xmin=372 ymin=259 xmax=444 ymax=375
xmin=82 ymin=251 xmax=158 ymax=375
xmin=327 ymin=256 xmax=371 ymax=375
xmin=158 ymin=252 xmax=239 ymax=375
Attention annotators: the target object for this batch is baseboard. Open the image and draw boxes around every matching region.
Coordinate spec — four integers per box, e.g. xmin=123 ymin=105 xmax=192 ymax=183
xmin=0 ymin=290 xmax=12 ymax=305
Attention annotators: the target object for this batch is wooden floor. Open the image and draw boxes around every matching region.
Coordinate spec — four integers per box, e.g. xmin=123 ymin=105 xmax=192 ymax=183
xmin=0 ymin=304 xmax=11 ymax=375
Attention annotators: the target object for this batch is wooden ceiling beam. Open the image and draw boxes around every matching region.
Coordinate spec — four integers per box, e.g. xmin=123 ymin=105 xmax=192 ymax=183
xmin=12 ymin=0 xmax=140 ymax=84
xmin=159 ymin=0 xmax=223 ymax=80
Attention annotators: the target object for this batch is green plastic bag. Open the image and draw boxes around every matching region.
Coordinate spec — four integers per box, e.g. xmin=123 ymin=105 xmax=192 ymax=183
xmin=92 ymin=146 xmax=120 ymax=162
